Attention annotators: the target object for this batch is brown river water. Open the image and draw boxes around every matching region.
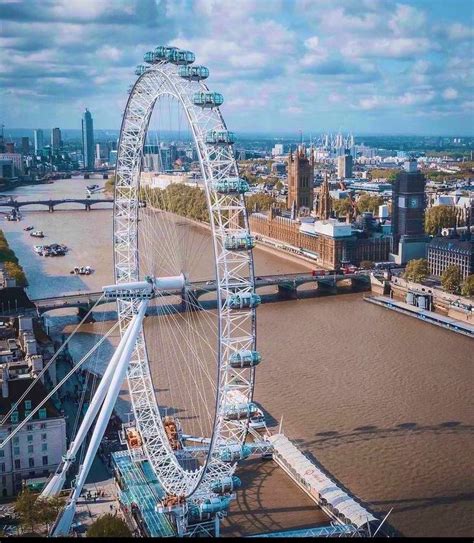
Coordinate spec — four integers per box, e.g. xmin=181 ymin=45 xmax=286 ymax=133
xmin=1 ymin=178 xmax=472 ymax=537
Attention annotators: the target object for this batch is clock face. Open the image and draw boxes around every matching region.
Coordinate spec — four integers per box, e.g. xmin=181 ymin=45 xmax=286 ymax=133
xmin=409 ymin=196 xmax=419 ymax=208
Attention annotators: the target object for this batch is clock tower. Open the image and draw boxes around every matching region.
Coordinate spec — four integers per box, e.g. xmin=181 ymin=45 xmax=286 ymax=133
xmin=390 ymin=158 xmax=429 ymax=263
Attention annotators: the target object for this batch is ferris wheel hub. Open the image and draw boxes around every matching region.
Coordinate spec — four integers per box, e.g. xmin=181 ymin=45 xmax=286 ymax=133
xmin=102 ymin=273 xmax=186 ymax=300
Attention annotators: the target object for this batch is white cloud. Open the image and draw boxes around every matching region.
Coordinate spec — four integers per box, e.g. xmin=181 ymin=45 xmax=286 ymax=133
xmin=343 ymin=37 xmax=433 ymax=59
xmin=389 ymin=4 xmax=426 ymax=36
xmin=442 ymin=87 xmax=458 ymax=100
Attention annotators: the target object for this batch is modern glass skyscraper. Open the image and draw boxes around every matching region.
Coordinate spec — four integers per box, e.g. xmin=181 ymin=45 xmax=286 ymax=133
xmin=34 ymin=129 xmax=44 ymax=155
xmin=81 ymin=109 xmax=95 ymax=170
xmin=51 ymin=127 xmax=62 ymax=153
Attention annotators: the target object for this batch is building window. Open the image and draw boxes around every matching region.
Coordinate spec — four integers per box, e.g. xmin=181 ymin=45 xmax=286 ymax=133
xmin=0 ymin=450 xmax=4 ymax=458
xmin=42 ymin=456 xmax=48 ymax=466
xmin=0 ymin=463 xmax=4 ymax=473
xmin=26 ymin=425 xmax=33 ymax=431
xmin=11 ymin=412 xmax=18 ymax=424
xmin=27 ymin=445 xmax=33 ymax=454
xmin=41 ymin=433 xmax=47 ymax=441
xmin=41 ymin=443 xmax=47 ymax=452
xmin=40 ymin=423 xmax=46 ymax=429
xmin=28 ymin=458 xmax=34 ymax=468
xmin=24 ymin=400 xmax=31 ymax=410
xmin=25 ymin=411 xmax=31 ymax=419
xmin=38 ymin=408 xmax=47 ymax=420
xmin=27 ymin=435 xmax=33 ymax=443
xmin=2 ymin=475 xmax=6 ymax=485
xmin=14 ymin=459 xmax=20 ymax=470
xmin=13 ymin=447 xmax=20 ymax=456
xmin=13 ymin=436 xmax=19 ymax=445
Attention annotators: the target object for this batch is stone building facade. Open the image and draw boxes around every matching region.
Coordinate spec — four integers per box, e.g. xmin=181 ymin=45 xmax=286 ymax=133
xmin=250 ymin=210 xmax=391 ymax=269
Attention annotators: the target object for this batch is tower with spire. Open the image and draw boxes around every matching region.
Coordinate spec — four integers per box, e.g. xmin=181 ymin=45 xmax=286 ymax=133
xmin=316 ymin=172 xmax=332 ymax=220
xmin=287 ymin=145 xmax=314 ymax=213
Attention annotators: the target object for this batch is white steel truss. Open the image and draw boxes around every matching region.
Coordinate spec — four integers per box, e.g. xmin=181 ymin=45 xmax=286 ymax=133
xmin=113 ymin=58 xmax=258 ymax=507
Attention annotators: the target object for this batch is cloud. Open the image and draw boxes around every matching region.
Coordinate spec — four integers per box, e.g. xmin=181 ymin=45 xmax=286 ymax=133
xmin=442 ymin=87 xmax=459 ymax=100
xmin=0 ymin=0 xmax=473 ymax=135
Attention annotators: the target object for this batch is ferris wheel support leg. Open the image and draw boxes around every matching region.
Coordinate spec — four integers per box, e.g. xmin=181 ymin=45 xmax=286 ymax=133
xmin=51 ymin=301 xmax=148 ymax=537
xmin=41 ymin=318 xmax=137 ymax=498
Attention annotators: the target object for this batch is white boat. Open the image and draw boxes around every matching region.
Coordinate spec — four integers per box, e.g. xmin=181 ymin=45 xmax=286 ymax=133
xmin=34 ymin=245 xmax=44 ymax=254
xmin=30 ymin=230 xmax=44 ymax=238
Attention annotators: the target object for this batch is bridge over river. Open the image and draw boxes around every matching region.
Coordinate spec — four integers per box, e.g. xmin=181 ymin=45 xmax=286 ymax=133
xmin=0 ymin=198 xmax=114 ymax=212
xmin=30 ymin=272 xmax=370 ymax=316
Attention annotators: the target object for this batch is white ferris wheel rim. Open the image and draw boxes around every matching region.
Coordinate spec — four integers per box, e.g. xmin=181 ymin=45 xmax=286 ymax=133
xmin=112 ymin=59 xmax=258 ymax=501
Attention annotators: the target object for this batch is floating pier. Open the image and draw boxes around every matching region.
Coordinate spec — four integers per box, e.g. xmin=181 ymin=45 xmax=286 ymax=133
xmin=365 ymin=295 xmax=474 ymax=338
xmin=269 ymin=433 xmax=377 ymax=535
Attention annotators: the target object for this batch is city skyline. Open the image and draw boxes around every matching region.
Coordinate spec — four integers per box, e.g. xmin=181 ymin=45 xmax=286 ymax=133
xmin=0 ymin=0 xmax=473 ymax=136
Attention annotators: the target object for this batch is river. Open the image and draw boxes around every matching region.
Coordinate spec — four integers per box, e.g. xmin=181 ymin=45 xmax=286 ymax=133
xmin=1 ymin=178 xmax=472 ymax=537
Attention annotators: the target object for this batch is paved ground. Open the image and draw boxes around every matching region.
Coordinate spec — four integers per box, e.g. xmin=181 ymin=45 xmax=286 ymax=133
xmin=72 ymin=479 xmax=122 ymax=535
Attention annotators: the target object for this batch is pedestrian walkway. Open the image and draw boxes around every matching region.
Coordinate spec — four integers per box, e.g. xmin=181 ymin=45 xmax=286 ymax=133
xmin=113 ymin=450 xmax=176 ymax=537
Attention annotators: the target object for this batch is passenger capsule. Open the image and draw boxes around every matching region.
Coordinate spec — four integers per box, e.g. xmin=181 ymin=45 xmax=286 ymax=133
xmin=179 ymin=65 xmax=209 ymax=81
xmin=144 ymin=51 xmax=157 ymax=64
xmin=224 ymin=402 xmax=259 ymax=421
xmin=206 ymin=130 xmax=235 ymax=145
xmin=212 ymin=177 xmax=249 ymax=195
xmin=229 ymin=350 xmax=261 ymax=368
xmin=154 ymin=45 xmax=179 ymax=61
xmin=211 ymin=476 xmax=241 ymax=494
xmin=224 ymin=233 xmax=255 ymax=251
xmin=166 ymin=49 xmax=195 ymax=65
xmin=218 ymin=444 xmax=252 ymax=463
xmin=135 ymin=64 xmax=148 ymax=76
xmin=228 ymin=293 xmax=261 ymax=310
xmin=199 ymin=496 xmax=232 ymax=514
xmin=193 ymin=92 xmax=224 ymax=108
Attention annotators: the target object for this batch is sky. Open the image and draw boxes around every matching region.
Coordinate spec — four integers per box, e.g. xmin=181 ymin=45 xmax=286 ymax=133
xmin=0 ymin=0 xmax=473 ymax=135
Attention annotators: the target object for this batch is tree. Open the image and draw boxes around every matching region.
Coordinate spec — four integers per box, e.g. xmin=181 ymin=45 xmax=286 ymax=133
xmin=355 ymin=192 xmax=383 ymax=214
xmin=404 ymin=258 xmax=429 ymax=283
xmin=4 ymin=261 xmax=27 ymax=287
xmin=14 ymin=489 xmax=65 ymax=535
xmin=333 ymin=199 xmax=351 ymax=218
xmin=37 ymin=495 xmax=65 ymax=532
xmin=87 ymin=514 xmax=132 ymax=537
xmin=461 ymin=275 xmax=474 ymax=297
xmin=441 ymin=264 xmax=462 ymax=293
xmin=14 ymin=489 xmax=41 ymax=534
xmin=245 ymin=193 xmax=279 ymax=212
xmin=424 ymin=205 xmax=457 ymax=235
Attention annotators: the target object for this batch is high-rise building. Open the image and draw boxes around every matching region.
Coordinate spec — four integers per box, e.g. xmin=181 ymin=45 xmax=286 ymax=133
xmin=21 ymin=137 xmax=30 ymax=155
xmin=51 ymin=128 xmax=62 ymax=153
xmin=109 ymin=150 xmax=118 ymax=167
xmin=81 ymin=109 xmax=95 ymax=170
xmin=272 ymin=144 xmax=284 ymax=156
xmin=287 ymin=145 xmax=314 ymax=212
xmin=34 ymin=129 xmax=44 ymax=155
xmin=337 ymin=153 xmax=353 ymax=179
xmin=390 ymin=158 xmax=429 ymax=264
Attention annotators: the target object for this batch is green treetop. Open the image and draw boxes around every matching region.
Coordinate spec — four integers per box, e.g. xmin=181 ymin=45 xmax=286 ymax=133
xmin=441 ymin=264 xmax=462 ymax=293
xmin=404 ymin=258 xmax=429 ymax=283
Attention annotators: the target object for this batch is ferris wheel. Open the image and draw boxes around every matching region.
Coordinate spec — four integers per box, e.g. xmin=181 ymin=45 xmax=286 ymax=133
xmin=112 ymin=46 xmax=261 ymax=516
xmin=0 ymin=46 xmax=262 ymax=537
